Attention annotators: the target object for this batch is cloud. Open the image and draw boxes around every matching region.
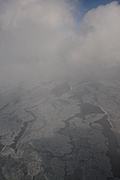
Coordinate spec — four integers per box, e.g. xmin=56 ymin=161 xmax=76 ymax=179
xmin=78 ymin=1 xmax=120 ymax=66
xmin=0 ymin=0 xmax=120 ymax=82
xmin=0 ymin=0 xmax=74 ymax=62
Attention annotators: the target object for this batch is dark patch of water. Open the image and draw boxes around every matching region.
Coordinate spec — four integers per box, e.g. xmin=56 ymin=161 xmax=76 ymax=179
xmin=95 ymin=115 xmax=120 ymax=178
xmin=10 ymin=122 xmax=28 ymax=152
xmin=0 ymin=144 xmax=4 ymax=152
xmin=76 ymin=103 xmax=104 ymax=119
xmin=0 ymin=104 xmax=9 ymax=111
xmin=10 ymin=108 xmax=37 ymax=152
xmin=51 ymin=84 xmax=70 ymax=97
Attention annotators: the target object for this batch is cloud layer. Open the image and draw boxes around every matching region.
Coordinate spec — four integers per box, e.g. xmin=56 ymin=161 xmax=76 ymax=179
xmin=0 ymin=0 xmax=120 ymax=82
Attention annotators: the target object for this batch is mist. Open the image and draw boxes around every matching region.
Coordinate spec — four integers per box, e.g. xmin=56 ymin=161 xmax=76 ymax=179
xmin=1 ymin=1 xmax=120 ymax=179
xmin=0 ymin=0 xmax=120 ymax=85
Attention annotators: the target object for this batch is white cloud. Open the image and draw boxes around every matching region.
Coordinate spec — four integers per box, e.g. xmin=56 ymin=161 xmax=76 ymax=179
xmin=0 ymin=0 xmax=120 ymax=82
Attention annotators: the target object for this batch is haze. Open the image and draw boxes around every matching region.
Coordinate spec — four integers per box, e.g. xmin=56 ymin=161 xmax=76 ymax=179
xmin=0 ymin=1 xmax=120 ymax=179
xmin=0 ymin=0 xmax=120 ymax=84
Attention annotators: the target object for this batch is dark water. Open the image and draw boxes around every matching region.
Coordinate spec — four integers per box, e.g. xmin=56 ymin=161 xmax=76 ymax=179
xmin=0 ymin=136 xmax=4 ymax=152
xmin=74 ymin=100 xmax=120 ymax=178
xmin=69 ymin=87 xmax=91 ymax=103
xmin=76 ymin=103 xmax=104 ymax=119
xmin=95 ymin=115 xmax=120 ymax=178
xmin=0 ymin=104 xmax=9 ymax=111
xmin=10 ymin=108 xmax=37 ymax=152
xmin=51 ymin=84 xmax=70 ymax=97
xmin=10 ymin=122 xmax=28 ymax=152
xmin=0 ymin=144 xmax=4 ymax=152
